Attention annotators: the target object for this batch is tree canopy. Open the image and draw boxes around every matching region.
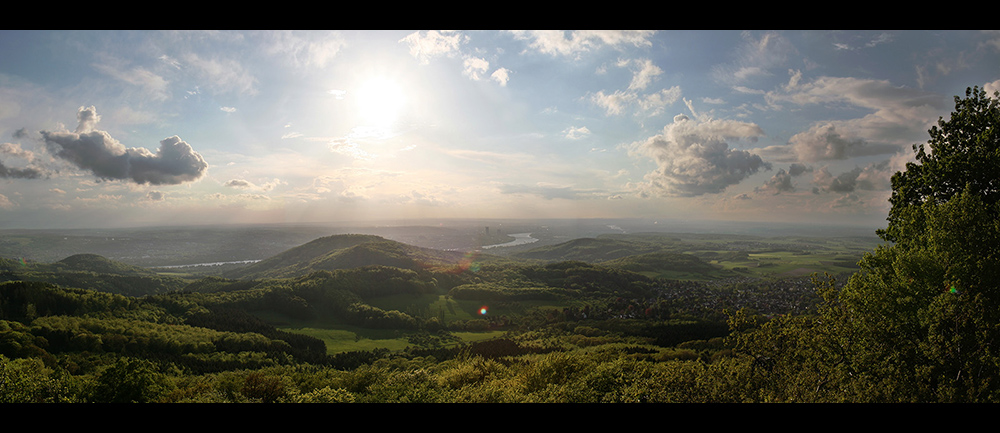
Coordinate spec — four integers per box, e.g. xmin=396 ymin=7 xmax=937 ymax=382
xmin=736 ymin=87 xmax=1000 ymax=402
xmin=880 ymin=86 xmax=1000 ymax=243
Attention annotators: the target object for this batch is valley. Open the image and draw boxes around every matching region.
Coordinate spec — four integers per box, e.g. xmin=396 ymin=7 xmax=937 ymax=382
xmin=0 ymin=218 xmax=883 ymax=402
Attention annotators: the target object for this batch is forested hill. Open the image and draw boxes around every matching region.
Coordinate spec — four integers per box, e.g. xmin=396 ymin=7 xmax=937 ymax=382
xmin=224 ymin=234 xmax=487 ymax=280
xmin=55 ymin=254 xmax=157 ymax=276
xmin=0 ymin=253 xmax=185 ymax=297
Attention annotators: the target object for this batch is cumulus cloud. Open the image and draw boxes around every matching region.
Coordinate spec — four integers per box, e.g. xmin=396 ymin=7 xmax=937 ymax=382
xmin=755 ymin=163 xmax=812 ymax=195
xmin=812 ymin=161 xmax=892 ymax=194
xmin=491 ymin=68 xmax=511 ymax=86
xmin=630 ymin=114 xmax=770 ymax=197
xmin=589 ymin=59 xmax=678 ymax=117
xmin=563 ymin=126 xmax=591 ymax=140
xmin=628 ymin=58 xmax=663 ymax=91
xmin=790 ymin=123 xmax=911 ymax=162
xmin=224 ymin=179 xmax=253 ymax=189
xmin=463 ymin=56 xmax=489 ymax=80
xmin=146 ymin=190 xmax=165 ymax=201
xmin=40 ymin=106 xmax=208 ymax=185
xmin=224 ymin=178 xmax=282 ymax=192
xmin=985 ymin=79 xmax=1000 ymax=98
xmin=399 ymin=30 xmax=465 ymax=64
xmin=0 ymin=159 xmax=43 ymax=179
xmin=769 ymin=75 xmax=944 ymax=145
xmin=509 ymin=30 xmax=655 ymax=57
xmin=590 ymin=90 xmax=636 ymax=115
xmin=4 ymin=131 xmax=44 ymax=181
xmin=639 ymin=86 xmax=682 ymax=116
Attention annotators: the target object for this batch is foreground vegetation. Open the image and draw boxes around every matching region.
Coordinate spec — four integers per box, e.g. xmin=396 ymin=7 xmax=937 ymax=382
xmin=3 ymin=87 xmax=1000 ymax=403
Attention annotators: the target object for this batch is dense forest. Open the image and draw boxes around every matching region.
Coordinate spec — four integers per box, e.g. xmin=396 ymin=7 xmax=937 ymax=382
xmin=2 ymin=87 xmax=999 ymax=403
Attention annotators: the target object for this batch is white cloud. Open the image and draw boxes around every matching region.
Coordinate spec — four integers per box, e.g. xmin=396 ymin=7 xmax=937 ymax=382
xmin=0 ymin=142 xmax=34 ymax=161
xmin=224 ymin=179 xmax=254 ymax=189
xmin=630 ymin=114 xmax=770 ymax=197
xmin=399 ymin=30 xmax=466 ymax=64
xmin=789 ymin=122 xmax=899 ymax=162
xmin=639 ymin=86 xmax=682 ymax=116
xmin=768 ymin=76 xmax=946 ymax=150
xmin=510 ymin=30 xmax=655 ymax=57
xmin=985 ymin=79 xmax=1000 ymax=97
xmin=463 ymin=56 xmax=489 ymax=80
xmin=590 ymin=90 xmax=636 ymax=115
xmin=491 ymin=68 xmax=511 ymax=86
xmin=628 ymin=58 xmax=663 ymax=91
xmin=563 ymin=126 xmax=591 ymax=140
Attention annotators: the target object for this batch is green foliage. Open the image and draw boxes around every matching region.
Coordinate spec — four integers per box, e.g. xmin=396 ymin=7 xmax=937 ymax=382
xmin=881 ymin=86 xmax=1000 ymax=243
xmin=92 ymin=357 xmax=170 ymax=403
xmin=0 ymin=355 xmax=81 ymax=403
xmin=730 ymin=87 xmax=1000 ymax=402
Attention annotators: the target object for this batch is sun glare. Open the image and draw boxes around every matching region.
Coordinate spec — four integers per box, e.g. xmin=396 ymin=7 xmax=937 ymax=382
xmin=355 ymin=77 xmax=406 ymax=128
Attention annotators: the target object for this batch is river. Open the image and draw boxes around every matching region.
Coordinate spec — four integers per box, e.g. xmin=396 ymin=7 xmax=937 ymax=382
xmin=481 ymin=232 xmax=539 ymax=249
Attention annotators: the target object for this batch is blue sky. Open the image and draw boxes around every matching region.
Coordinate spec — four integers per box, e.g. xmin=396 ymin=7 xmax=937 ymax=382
xmin=0 ymin=30 xmax=998 ymax=229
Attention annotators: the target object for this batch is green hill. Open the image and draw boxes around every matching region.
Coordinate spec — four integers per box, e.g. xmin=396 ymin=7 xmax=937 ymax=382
xmin=224 ymin=234 xmax=473 ymax=280
xmin=56 ymin=253 xmax=156 ymax=276
xmin=0 ymin=253 xmax=185 ymax=297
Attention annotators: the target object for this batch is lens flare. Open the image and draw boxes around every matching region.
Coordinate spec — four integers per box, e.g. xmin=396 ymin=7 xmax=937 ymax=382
xmin=479 ymin=306 xmax=488 ymax=315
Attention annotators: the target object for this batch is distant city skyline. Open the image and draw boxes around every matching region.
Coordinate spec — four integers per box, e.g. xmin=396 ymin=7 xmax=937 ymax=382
xmin=1 ymin=30 xmax=998 ymax=230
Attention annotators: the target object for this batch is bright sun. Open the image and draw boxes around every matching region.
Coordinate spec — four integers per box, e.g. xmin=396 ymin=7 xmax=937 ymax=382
xmin=355 ymin=77 xmax=406 ymax=128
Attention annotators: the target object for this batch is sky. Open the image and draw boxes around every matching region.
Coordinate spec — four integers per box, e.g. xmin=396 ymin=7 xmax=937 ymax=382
xmin=0 ymin=30 xmax=998 ymax=230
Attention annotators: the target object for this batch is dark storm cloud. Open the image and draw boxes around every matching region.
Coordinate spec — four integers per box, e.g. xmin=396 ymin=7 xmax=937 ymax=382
xmin=40 ymin=106 xmax=208 ymax=185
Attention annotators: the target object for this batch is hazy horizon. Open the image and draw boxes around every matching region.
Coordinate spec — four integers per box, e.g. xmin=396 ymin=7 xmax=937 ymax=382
xmin=2 ymin=31 xmax=998 ymax=230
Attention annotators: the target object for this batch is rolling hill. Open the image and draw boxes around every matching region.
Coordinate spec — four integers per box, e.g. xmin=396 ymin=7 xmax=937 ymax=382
xmin=224 ymin=234 xmax=482 ymax=280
